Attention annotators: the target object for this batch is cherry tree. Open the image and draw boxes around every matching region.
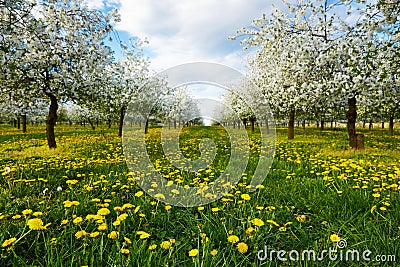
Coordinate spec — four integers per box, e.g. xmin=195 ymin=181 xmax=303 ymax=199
xmin=166 ymin=86 xmax=200 ymax=129
xmin=1 ymin=0 xmax=120 ymax=148
xmin=234 ymin=0 xmax=392 ymax=147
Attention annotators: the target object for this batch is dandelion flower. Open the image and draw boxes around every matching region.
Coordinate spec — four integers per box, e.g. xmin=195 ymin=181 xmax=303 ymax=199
xmin=135 ymin=191 xmax=143 ymax=197
xmin=75 ymin=230 xmax=87 ymax=239
xmin=27 ymin=218 xmax=48 ymax=230
xmin=124 ymin=237 xmax=132 ymax=244
xmin=252 ymin=218 xmax=265 ymax=227
xmin=108 ymin=231 xmax=118 ymax=239
xmin=121 ymin=248 xmax=130 ymax=254
xmin=73 ymin=217 xmax=83 ymax=224
xmin=97 ymin=208 xmax=110 ymax=216
xmin=210 ymin=249 xmax=218 ymax=256
xmin=160 ymin=240 xmax=171 ymax=249
xmin=241 ymin=194 xmax=251 ymax=201
xmin=117 ymin=213 xmax=128 ymax=221
xmin=2 ymin=238 xmax=16 ymax=248
xmin=90 ymin=232 xmax=100 ymax=238
xmin=237 ymin=242 xmax=248 ymax=253
xmin=136 ymin=231 xmax=150 ymax=239
xmin=330 ymin=233 xmax=340 ymax=243
xmin=148 ymin=244 xmax=157 ymax=250
xmin=227 ymin=235 xmax=239 ymax=243
xmin=188 ymin=249 xmax=199 ymax=257
xmin=22 ymin=209 xmax=33 ymax=216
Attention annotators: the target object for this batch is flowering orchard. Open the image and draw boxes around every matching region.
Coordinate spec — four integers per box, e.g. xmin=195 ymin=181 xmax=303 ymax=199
xmin=0 ymin=0 xmax=399 ymax=266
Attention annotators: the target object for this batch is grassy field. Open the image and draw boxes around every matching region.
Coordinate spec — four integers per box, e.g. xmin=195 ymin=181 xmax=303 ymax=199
xmin=0 ymin=124 xmax=399 ymax=266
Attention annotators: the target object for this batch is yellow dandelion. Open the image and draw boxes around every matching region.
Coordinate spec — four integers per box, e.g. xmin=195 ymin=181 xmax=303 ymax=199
xmin=75 ymin=230 xmax=87 ymax=239
xmin=121 ymin=248 xmax=130 ymax=255
xmin=136 ymin=231 xmax=150 ymax=239
xmin=237 ymin=242 xmax=248 ymax=253
xmin=210 ymin=249 xmax=218 ymax=256
xmin=117 ymin=213 xmax=128 ymax=221
xmin=108 ymin=231 xmax=118 ymax=239
xmin=252 ymin=218 xmax=265 ymax=227
xmin=2 ymin=237 xmax=16 ymax=248
xmin=90 ymin=232 xmax=100 ymax=238
xmin=246 ymin=227 xmax=255 ymax=236
xmin=160 ymin=240 xmax=171 ymax=249
xmin=27 ymin=218 xmax=48 ymax=230
xmin=98 ymin=223 xmax=107 ymax=231
xmin=189 ymin=249 xmax=199 ymax=257
xmin=73 ymin=217 xmax=83 ymax=224
xmin=154 ymin=193 xmax=166 ymax=200
xmin=124 ymin=237 xmax=132 ymax=244
xmin=66 ymin=180 xmax=78 ymax=185
xmin=22 ymin=209 xmax=33 ymax=216
xmin=241 ymin=194 xmax=251 ymax=201
xmin=330 ymin=233 xmax=340 ymax=243
xmin=133 ymin=206 xmax=140 ymax=214
xmin=148 ymin=244 xmax=157 ymax=250
xmin=97 ymin=208 xmax=110 ymax=216
xmin=135 ymin=191 xmax=144 ymax=197
xmin=227 ymin=235 xmax=239 ymax=243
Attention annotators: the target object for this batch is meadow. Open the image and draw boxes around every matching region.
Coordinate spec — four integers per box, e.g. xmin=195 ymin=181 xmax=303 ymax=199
xmin=0 ymin=124 xmax=399 ymax=266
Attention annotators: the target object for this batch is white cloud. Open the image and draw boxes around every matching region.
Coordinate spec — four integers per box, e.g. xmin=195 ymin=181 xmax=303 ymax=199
xmin=112 ymin=0 xmax=277 ymax=71
xmin=84 ymin=0 xmax=105 ymax=10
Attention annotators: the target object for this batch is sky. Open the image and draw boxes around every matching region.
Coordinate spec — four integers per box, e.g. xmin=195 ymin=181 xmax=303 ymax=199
xmin=85 ymin=0 xmax=283 ymax=72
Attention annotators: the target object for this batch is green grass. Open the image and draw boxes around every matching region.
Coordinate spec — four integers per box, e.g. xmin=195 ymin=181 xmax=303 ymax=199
xmin=0 ymin=124 xmax=399 ymax=266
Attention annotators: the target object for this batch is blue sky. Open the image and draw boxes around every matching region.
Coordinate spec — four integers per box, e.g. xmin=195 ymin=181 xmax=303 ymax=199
xmin=85 ymin=0 xmax=281 ymax=72
xmin=86 ymin=0 xmax=371 ymax=73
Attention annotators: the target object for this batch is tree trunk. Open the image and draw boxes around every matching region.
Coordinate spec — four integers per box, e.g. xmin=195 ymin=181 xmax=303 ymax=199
xmin=389 ymin=115 xmax=394 ymax=136
xmin=88 ymin=118 xmax=95 ymax=130
xmin=265 ymin=117 xmax=269 ymax=134
xmin=316 ymin=121 xmax=319 ymax=128
xmin=22 ymin=114 xmax=27 ymax=133
xmin=321 ymin=120 xmax=324 ymax=131
xmin=107 ymin=119 xmax=111 ymax=129
xmin=46 ymin=94 xmax=58 ymax=148
xmin=369 ymin=120 xmax=373 ymax=130
xmin=362 ymin=121 xmax=366 ymax=128
xmin=237 ymin=120 xmax=240 ymax=129
xmin=144 ymin=116 xmax=149 ymax=134
xmin=17 ymin=117 xmax=20 ymax=129
xmin=302 ymin=120 xmax=306 ymax=129
xmin=250 ymin=120 xmax=255 ymax=133
xmin=174 ymin=119 xmax=177 ymax=129
xmin=382 ymin=121 xmax=385 ymax=129
xmin=346 ymin=97 xmax=357 ymax=149
xmin=13 ymin=118 xmax=17 ymax=127
xmin=118 ymin=106 xmax=126 ymax=137
xmin=288 ymin=109 xmax=295 ymax=140
xmin=243 ymin=118 xmax=247 ymax=129
xmin=330 ymin=121 xmax=333 ymax=129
